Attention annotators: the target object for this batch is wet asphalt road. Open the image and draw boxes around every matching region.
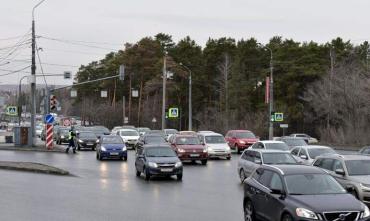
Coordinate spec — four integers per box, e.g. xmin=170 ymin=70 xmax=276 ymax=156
xmin=0 ymin=148 xmax=244 ymax=221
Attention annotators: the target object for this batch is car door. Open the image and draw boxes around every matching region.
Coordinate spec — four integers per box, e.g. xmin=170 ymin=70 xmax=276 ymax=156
xmin=265 ymin=172 xmax=286 ymax=221
xmin=243 ymin=150 xmax=256 ymax=177
xmin=135 ymin=148 xmax=145 ymax=172
xmin=253 ymin=169 xmax=274 ymax=220
xmin=330 ymin=159 xmax=349 ymax=187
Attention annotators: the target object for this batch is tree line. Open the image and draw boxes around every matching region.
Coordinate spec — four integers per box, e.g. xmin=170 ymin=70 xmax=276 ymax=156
xmin=65 ymin=33 xmax=370 ymax=145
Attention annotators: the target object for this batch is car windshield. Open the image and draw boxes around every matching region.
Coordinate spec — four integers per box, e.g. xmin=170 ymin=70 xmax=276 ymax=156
xmin=205 ymin=135 xmax=226 ymax=144
xmin=262 ymin=153 xmax=297 ymax=164
xmin=307 ymin=148 xmax=335 ymax=159
xmin=120 ymin=131 xmax=139 ymax=136
xmin=345 ymin=160 xmax=370 ymax=176
xmin=145 ymin=147 xmax=176 ymax=157
xmin=176 ymin=137 xmax=200 ymax=145
xmin=79 ymin=132 xmax=97 ymax=139
xmin=92 ymin=127 xmax=110 ymax=133
xmin=236 ymin=132 xmax=256 ymax=139
xmin=102 ymin=137 xmax=123 ymax=144
xmin=265 ymin=143 xmax=289 ymax=151
xmin=285 ymin=174 xmax=346 ymax=195
xmin=283 ymin=139 xmax=307 ymax=146
xmin=145 ymin=136 xmax=166 ymax=143
xmin=165 ymin=129 xmax=178 ymax=135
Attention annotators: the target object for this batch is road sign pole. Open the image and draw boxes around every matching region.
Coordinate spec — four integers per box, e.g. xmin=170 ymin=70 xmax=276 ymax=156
xmin=46 ymin=124 xmax=53 ymax=150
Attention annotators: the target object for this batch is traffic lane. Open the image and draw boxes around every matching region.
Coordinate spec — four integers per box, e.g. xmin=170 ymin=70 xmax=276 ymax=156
xmin=0 ymin=150 xmax=244 ymax=221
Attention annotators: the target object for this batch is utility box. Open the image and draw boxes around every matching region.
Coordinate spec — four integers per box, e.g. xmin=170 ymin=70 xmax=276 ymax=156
xmin=14 ymin=126 xmax=32 ymax=147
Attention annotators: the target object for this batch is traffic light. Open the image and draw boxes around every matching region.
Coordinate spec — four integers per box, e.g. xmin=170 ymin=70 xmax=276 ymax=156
xmin=50 ymin=95 xmax=57 ymax=110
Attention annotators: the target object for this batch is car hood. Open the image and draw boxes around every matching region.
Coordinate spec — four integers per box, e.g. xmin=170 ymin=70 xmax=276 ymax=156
xmin=238 ymin=138 xmax=258 ymax=143
xmin=351 ymin=175 xmax=370 ymax=184
xmin=79 ymin=138 xmax=97 ymax=142
xmin=289 ymin=194 xmax=364 ymax=212
xmin=177 ymin=144 xmax=204 ymax=149
xmin=146 ymin=157 xmax=180 ymax=164
xmin=207 ymin=143 xmax=229 ymax=150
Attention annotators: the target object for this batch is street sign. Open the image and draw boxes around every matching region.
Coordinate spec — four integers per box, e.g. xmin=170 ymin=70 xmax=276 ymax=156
xmin=101 ymin=90 xmax=107 ymax=98
xmin=274 ymin=112 xmax=284 ymax=122
xmin=132 ymin=89 xmax=139 ymax=98
xmin=168 ymin=107 xmax=179 ymax=118
xmin=280 ymin=124 xmax=288 ymax=128
xmin=6 ymin=106 xmax=17 ymax=116
xmin=44 ymin=114 xmax=55 ymax=124
xmin=70 ymin=90 xmax=77 ymax=97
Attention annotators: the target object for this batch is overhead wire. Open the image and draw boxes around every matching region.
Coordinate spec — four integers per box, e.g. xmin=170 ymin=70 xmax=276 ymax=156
xmin=0 ymin=65 xmax=31 ymax=77
xmin=0 ymin=28 xmax=32 ymax=62
xmin=35 ymin=40 xmax=48 ymax=87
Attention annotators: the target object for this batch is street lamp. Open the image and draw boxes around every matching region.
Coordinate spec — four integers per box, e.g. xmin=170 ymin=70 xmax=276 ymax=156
xmin=258 ymin=43 xmax=274 ymax=140
xmin=161 ymin=51 xmax=167 ymax=130
xmin=179 ymin=63 xmax=192 ymax=131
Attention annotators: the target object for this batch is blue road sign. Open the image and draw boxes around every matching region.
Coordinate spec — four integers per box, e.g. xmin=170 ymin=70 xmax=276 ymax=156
xmin=44 ymin=114 xmax=55 ymax=124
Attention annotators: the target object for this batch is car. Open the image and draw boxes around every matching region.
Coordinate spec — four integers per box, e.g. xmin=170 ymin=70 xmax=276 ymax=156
xmin=277 ymin=137 xmax=308 ymax=149
xmin=111 ymin=126 xmax=123 ymax=135
xmin=135 ymin=134 xmax=167 ymax=151
xmin=290 ymin=133 xmax=318 ymax=144
xmin=56 ymin=127 xmax=70 ymax=144
xmin=35 ymin=125 xmax=43 ymax=138
xmin=243 ymin=164 xmax=370 ymax=221
xmin=197 ymin=132 xmax=231 ymax=160
xmin=135 ymin=144 xmax=183 ymax=181
xmin=225 ymin=130 xmax=259 ymax=153
xmin=291 ymin=145 xmax=336 ymax=165
xmin=117 ymin=129 xmax=140 ymax=149
xmin=169 ymin=134 xmax=208 ymax=165
xmin=88 ymin=126 xmax=110 ymax=138
xmin=96 ymin=135 xmax=127 ymax=161
xmin=249 ymin=141 xmax=290 ymax=152
xmin=163 ymin=129 xmax=178 ymax=141
xmin=74 ymin=131 xmax=99 ymax=150
xmin=179 ymin=131 xmax=197 ymax=136
xmin=137 ymin=127 xmax=151 ymax=136
xmin=359 ymin=146 xmax=370 ymax=155
xmin=121 ymin=125 xmax=136 ymax=130
xmin=237 ymin=149 xmax=298 ymax=183
xmin=313 ymin=154 xmax=370 ymax=206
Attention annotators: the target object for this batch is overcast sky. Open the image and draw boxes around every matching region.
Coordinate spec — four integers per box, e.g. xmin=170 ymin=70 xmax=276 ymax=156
xmin=1 ymin=0 xmax=370 ymax=85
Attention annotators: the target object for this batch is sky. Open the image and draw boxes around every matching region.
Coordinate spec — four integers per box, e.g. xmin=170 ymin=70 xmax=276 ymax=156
xmin=1 ymin=0 xmax=370 ymax=85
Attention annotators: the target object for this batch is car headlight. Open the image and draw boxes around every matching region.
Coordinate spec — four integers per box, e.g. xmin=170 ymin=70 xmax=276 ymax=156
xmin=360 ymin=183 xmax=370 ymax=191
xmin=148 ymin=162 xmax=158 ymax=168
xmin=178 ymin=148 xmax=185 ymax=153
xmin=296 ymin=208 xmax=318 ymax=220
xmin=96 ymin=139 xmax=100 ymax=143
xmin=207 ymin=146 xmax=213 ymax=151
xmin=78 ymin=139 xmax=84 ymax=143
xmin=60 ymin=135 xmax=64 ymax=139
xmin=101 ymin=146 xmax=106 ymax=151
xmin=363 ymin=206 xmax=370 ymax=218
xmin=239 ymin=141 xmax=246 ymax=144
xmin=122 ymin=146 xmax=127 ymax=151
xmin=225 ymin=146 xmax=231 ymax=151
xmin=203 ymin=148 xmax=208 ymax=153
xmin=175 ymin=162 xmax=182 ymax=168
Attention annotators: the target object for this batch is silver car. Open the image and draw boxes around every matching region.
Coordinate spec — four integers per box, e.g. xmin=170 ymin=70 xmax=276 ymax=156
xmin=313 ymin=154 xmax=370 ymax=206
xmin=237 ymin=149 xmax=298 ymax=183
xmin=291 ymin=145 xmax=336 ymax=165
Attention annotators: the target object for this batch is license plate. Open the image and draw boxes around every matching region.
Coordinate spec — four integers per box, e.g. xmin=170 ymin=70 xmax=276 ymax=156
xmin=161 ymin=168 xmax=173 ymax=172
xmin=110 ymin=152 xmax=119 ymax=156
xmin=190 ymin=154 xmax=200 ymax=157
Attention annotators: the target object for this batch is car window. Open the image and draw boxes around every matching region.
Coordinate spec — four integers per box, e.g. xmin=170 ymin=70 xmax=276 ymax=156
xmin=291 ymin=147 xmax=300 ymax=156
xmin=252 ymin=168 xmax=262 ymax=180
xmin=299 ymin=148 xmax=308 ymax=157
xmin=251 ymin=142 xmax=259 ymax=149
xmin=313 ymin=158 xmax=323 ymax=167
xmin=363 ymin=149 xmax=370 ymax=154
xmin=245 ymin=151 xmax=255 ymax=162
xmin=255 ymin=152 xmax=262 ymax=162
xmin=257 ymin=170 xmax=273 ymax=188
xmin=321 ymin=159 xmax=334 ymax=171
xmin=332 ymin=160 xmax=344 ymax=171
xmin=269 ymin=172 xmax=283 ymax=191
xmin=241 ymin=151 xmax=248 ymax=160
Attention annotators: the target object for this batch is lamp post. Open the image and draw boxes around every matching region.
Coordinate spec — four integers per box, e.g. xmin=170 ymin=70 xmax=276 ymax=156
xmin=161 ymin=51 xmax=167 ymax=130
xmin=179 ymin=63 xmax=192 ymax=131
xmin=259 ymin=43 xmax=274 ymax=140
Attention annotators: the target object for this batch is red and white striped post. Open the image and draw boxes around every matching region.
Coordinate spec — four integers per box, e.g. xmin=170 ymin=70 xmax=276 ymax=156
xmin=46 ymin=124 xmax=53 ymax=150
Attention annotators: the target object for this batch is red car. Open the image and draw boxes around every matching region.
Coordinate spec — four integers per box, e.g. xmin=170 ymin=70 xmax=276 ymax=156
xmin=225 ymin=130 xmax=259 ymax=153
xmin=169 ymin=134 xmax=208 ymax=165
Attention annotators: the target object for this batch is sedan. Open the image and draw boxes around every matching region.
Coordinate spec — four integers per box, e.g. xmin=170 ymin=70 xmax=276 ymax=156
xmin=96 ymin=135 xmax=127 ymax=161
xmin=170 ymin=135 xmax=208 ymax=165
xmin=135 ymin=145 xmax=183 ymax=181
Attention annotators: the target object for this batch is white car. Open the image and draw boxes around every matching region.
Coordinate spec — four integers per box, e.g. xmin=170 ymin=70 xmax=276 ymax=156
xmin=291 ymin=145 xmax=336 ymax=165
xmin=116 ymin=129 xmax=140 ymax=149
xmin=198 ymin=132 xmax=231 ymax=160
xmin=249 ymin=140 xmax=290 ymax=152
xmin=290 ymin=133 xmax=318 ymax=144
xmin=111 ymin=126 xmax=123 ymax=135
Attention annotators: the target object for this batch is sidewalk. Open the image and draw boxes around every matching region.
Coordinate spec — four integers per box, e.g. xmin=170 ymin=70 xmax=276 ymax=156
xmin=0 ymin=142 xmax=66 ymax=153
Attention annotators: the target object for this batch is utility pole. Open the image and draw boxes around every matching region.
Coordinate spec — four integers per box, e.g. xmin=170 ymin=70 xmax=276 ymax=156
xmin=268 ymin=48 xmax=274 ymax=140
xmin=180 ymin=63 xmax=192 ymax=131
xmin=161 ymin=52 xmax=167 ymax=130
xmin=328 ymin=48 xmax=335 ymax=129
xmin=31 ymin=0 xmax=46 ymax=146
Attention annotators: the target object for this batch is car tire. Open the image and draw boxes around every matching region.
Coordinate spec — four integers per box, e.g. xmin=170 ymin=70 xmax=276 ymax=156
xmin=226 ymin=156 xmax=231 ymax=160
xmin=92 ymin=147 xmax=96 ymax=151
xmin=240 ymin=169 xmax=246 ymax=183
xmin=244 ymin=200 xmax=255 ymax=221
xmin=136 ymin=170 xmax=141 ymax=177
xmin=281 ymin=213 xmax=293 ymax=221
xmin=177 ymin=174 xmax=183 ymax=181
xmin=123 ymin=156 xmax=127 ymax=161
xmin=201 ymin=160 xmax=207 ymax=165
xmin=144 ymin=168 xmax=151 ymax=181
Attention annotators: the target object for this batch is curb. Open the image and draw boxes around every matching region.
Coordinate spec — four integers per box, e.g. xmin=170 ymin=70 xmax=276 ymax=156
xmin=0 ymin=161 xmax=70 ymax=176
xmin=0 ymin=146 xmax=65 ymax=153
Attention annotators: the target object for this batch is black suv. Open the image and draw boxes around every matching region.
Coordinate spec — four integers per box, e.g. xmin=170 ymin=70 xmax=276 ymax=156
xmin=243 ymin=165 xmax=370 ymax=221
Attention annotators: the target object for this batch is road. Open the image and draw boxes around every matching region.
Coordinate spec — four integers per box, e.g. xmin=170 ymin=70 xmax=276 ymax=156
xmin=0 ymin=148 xmax=243 ymax=221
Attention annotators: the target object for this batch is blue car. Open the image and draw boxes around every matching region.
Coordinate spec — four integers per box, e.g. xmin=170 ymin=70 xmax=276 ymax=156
xmin=96 ymin=135 xmax=127 ymax=161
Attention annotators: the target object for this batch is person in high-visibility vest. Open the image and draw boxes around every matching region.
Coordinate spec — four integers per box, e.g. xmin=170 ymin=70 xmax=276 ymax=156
xmin=66 ymin=128 xmax=76 ymax=154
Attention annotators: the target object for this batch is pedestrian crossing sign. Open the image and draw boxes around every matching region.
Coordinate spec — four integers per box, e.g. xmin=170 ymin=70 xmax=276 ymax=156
xmin=168 ymin=108 xmax=179 ymax=118
xmin=6 ymin=106 xmax=18 ymax=116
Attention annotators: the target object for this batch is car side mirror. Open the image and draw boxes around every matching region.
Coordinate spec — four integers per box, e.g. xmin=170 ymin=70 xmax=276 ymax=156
xmin=271 ymin=188 xmax=286 ymax=198
xmin=300 ymin=155 xmax=308 ymax=160
xmin=335 ymin=169 xmax=345 ymax=176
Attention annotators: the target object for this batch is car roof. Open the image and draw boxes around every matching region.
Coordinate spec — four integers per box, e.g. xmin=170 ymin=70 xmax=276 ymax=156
xmin=228 ymin=130 xmax=252 ymax=132
xmin=301 ymin=145 xmax=332 ymax=149
xmin=281 ymin=137 xmax=305 ymax=140
xmin=143 ymin=144 xmax=171 ymax=149
xmin=200 ymin=132 xmax=223 ymax=136
xmin=101 ymin=135 xmax=120 ymax=138
xmin=259 ymin=140 xmax=286 ymax=144
xmin=118 ymin=129 xmax=138 ymax=132
xmin=317 ymin=154 xmax=370 ymax=161
xmin=261 ymin=164 xmax=326 ymax=175
xmin=246 ymin=149 xmax=291 ymax=154
xmin=174 ymin=134 xmax=198 ymax=138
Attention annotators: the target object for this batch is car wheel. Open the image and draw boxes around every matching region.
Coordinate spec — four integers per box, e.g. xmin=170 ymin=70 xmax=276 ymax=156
xmin=177 ymin=173 xmax=183 ymax=181
xmin=281 ymin=213 xmax=293 ymax=221
xmin=240 ymin=169 xmax=246 ymax=183
xmin=244 ymin=200 xmax=255 ymax=221
xmin=226 ymin=156 xmax=231 ymax=160
xmin=92 ymin=147 xmax=95 ymax=151
xmin=144 ymin=168 xmax=151 ymax=181
xmin=123 ymin=156 xmax=127 ymax=161
xmin=201 ymin=160 xmax=207 ymax=165
xmin=136 ymin=170 xmax=141 ymax=177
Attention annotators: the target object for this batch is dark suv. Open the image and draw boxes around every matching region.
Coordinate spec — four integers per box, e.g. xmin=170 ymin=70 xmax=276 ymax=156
xmin=243 ymin=165 xmax=370 ymax=221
